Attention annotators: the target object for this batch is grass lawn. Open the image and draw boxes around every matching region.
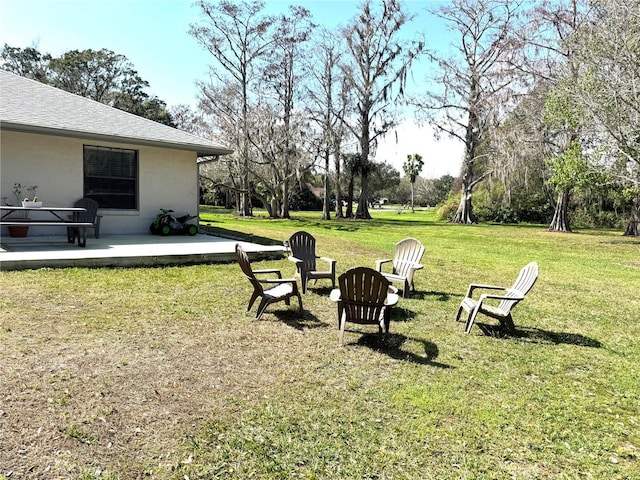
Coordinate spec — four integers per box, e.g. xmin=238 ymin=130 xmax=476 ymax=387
xmin=1 ymin=208 xmax=638 ymax=479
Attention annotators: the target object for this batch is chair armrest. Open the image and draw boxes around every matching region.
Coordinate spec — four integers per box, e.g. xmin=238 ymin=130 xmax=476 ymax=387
xmin=287 ymin=255 xmax=302 ymax=264
xmin=478 ymin=292 xmax=524 ymax=303
xmin=376 ymin=259 xmax=392 ymax=271
xmin=466 ymin=283 xmax=506 ymax=297
xmin=319 ymin=256 xmax=336 ymax=264
xmin=329 ymin=288 xmax=341 ymax=302
xmin=384 ymin=292 xmax=400 ymax=307
xmin=253 ymin=268 xmax=283 ymax=279
xmin=260 ymin=277 xmax=297 ymax=284
xmin=319 ymin=256 xmax=336 ymax=274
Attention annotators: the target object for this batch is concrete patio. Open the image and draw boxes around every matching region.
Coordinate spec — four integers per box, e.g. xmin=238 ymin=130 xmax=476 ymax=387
xmin=0 ymin=233 xmax=285 ymax=270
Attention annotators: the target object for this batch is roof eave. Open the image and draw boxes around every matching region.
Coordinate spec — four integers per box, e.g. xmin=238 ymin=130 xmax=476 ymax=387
xmin=0 ymin=121 xmax=234 ymax=157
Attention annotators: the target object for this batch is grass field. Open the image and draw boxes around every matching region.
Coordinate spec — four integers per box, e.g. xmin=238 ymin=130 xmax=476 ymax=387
xmin=1 ymin=208 xmax=638 ymax=479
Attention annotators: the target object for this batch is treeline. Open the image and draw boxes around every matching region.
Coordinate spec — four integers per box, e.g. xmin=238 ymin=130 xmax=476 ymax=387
xmin=188 ymin=0 xmax=639 ymax=234
xmin=1 ymin=45 xmax=175 ymax=126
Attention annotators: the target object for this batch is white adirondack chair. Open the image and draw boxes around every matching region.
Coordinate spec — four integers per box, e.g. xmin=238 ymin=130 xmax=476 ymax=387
xmin=456 ymin=262 xmax=539 ymax=334
xmin=375 ymin=238 xmax=424 ymax=297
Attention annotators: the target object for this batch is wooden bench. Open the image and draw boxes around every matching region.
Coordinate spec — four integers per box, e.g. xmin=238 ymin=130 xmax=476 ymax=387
xmin=0 ymin=221 xmax=95 ymax=247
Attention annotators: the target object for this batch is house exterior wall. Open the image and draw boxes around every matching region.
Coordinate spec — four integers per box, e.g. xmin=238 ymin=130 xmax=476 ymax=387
xmin=0 ymin=130 xmax=199 ymax=236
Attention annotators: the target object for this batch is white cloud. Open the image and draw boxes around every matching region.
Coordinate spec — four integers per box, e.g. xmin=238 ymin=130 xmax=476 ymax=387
xmin=375 ymin=120 xmax=463 ymax=179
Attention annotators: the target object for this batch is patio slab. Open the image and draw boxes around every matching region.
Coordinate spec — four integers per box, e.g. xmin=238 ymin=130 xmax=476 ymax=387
xmin=0 ymin=233 xmax=285 ymax=270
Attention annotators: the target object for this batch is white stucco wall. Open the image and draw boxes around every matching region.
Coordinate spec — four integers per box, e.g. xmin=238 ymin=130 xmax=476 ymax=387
xmin=0 ymin=130 xmax=199 ymax=236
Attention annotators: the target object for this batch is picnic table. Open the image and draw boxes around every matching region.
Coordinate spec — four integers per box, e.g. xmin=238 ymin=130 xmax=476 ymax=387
xmin=0 ymin=206 xmax=93 ymax=247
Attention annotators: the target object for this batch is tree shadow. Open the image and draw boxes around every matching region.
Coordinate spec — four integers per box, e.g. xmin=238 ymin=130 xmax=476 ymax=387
xmin=389 ymin=307 xmax=417 ymax=323
xmin=199 ymin=224 xmax=283 ymax=246
xmin=476 ymin=323 xmax=603 ymax=347
xmin=409 ymin=290 xmax=455 ymax=302
xmin=349 ymin=332 xmax=452 ymax=368
xmin=273 ymin=309 xmax=329 ymax=331
xmin=305 ymin=285 xmax=335 ymax=296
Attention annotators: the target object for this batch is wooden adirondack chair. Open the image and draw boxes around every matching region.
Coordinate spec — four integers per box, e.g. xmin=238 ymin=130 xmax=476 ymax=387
xmin=456 ymin=262 xmax=539 ymax=334
xmin=375 ymin=238 xmax=425 ymax=297
xmin=330 ymin=267 xmax=399 ymax=346
xmin=236 ymin=244 xmax=303 ymax=320
xmin=287 ymin=231 xmax=337 ymax=294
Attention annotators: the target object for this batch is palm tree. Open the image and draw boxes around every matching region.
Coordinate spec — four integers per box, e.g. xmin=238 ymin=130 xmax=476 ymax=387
xmin=403 ymin=153 xmax=424 ymax=212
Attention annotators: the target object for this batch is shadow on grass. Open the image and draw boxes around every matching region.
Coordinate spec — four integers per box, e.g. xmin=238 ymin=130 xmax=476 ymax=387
xmin=305 ymin=286 xmax=336 ymax=296
xmin=409 ymin=290 xmax=455 ymax=302
xmin=477 ymin=323 xmax=603 ymax=347
xmin=200 ymin=225 xmax=284 ymax=246
xmin=273 ymin=309 xmax=328 ymax=331
xmin=341 ymin=332 xmax=453 ymax=368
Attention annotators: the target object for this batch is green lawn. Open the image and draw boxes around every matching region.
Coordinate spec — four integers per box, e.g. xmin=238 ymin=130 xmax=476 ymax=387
xmin=1 ymin=208 xmax=638 ymax=479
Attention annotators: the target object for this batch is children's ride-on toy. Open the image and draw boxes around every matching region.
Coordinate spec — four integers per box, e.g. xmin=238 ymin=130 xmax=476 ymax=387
xmin=150 ymin=209 xmax=198 ymax=236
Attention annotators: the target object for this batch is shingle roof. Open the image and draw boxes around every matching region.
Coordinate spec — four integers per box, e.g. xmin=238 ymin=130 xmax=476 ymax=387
xmin=0 ymin=70 xmax=233 ymax=157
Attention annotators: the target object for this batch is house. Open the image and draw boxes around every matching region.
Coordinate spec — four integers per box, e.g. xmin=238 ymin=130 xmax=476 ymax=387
xmin=0 ymin=69 xmax=232 ymax=236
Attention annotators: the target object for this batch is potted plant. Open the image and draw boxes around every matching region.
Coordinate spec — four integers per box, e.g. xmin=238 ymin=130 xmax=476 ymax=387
xmin=6 ymin=183 xmax=39 ymax=237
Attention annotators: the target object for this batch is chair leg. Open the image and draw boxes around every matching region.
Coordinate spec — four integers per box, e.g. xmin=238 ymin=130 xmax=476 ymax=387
xmin=500 ymin=314 xmax=516 ymax=333
xmin=256 ymin=298 xmax=271 ymax=319
xmin=338 ymin=315 xmax=346 ymax=346
xmin=465 ymin=306 xmax=481 ymax=334
xmin=455 ymin=304 xmax=464 ymax=322
xmin=383 ymin=307 xmax=391 ymax=334
xmin=296 ymin=293 xmax=303 ymax=313
xmin=248 ymin=292 xmax=260 ymax=311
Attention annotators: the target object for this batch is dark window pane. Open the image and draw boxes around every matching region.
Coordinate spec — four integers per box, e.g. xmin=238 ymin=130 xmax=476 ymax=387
xmin=83 ymin=145 xmax=138 ymax=210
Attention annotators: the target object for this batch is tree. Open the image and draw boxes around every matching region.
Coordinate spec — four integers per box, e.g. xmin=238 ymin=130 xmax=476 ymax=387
xmin=0 ymin=43 xmax=51 ymax=82
xmin=306 ymin=28 xmax=349 ymax=220
xmin=260 ymin=5 xmax=315 ymax=218
xmin=523 ymin=0 xmax=595 ymax=232
xmin=190 ymin=0 xmax=275 ymax=217
xmin=403 ymin=153 xmax=424 ymax=212
xmin=341 ymin=0 xmax=424 ymax=219
xmin=416 ymin=174 xmax=456 ymax=207
xmin=369 ymin=161 xmax=401 ymax=203
xmin=1 ymin=45 xmax=174 ymax=125
xmin=417 ymin=0 xmax=521 ymax=224
xmin=545 ymin=140 xmax=590 ymax=231
xmin=570 ymin=0 xmax=640 ymax=236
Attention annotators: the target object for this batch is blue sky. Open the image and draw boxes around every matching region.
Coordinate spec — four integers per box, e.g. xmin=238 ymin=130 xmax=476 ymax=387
xmin=0 ymin=0 xmax=462 ymax=177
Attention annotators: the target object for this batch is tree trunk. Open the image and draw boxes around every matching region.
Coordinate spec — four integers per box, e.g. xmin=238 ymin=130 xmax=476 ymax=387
xmin=410 ymin=181 xmax=415 ymax=213
xmin=453 ymin=187 xmax=476 ymax=224
xmin=346 ymin=172 xmax=355 ymax=218
xmin=549 ymin=189 xmax=571 ymax=232
xmin=355 ymin=170 xmax=372 ymax=219
xmin=322 ymin=150 xmax=331 ymax=220
xmin=334 ymin=152 xmax=343 ymax=218
xmin=452 ymin=76 xmax=480 ymax=225
xmin=623 ymin=194 xmax=640 ymax=236
xmin=225 ymin=190 xmax=233 ymax=209
xmin=280 ymin=181 xmax=290 ymax=219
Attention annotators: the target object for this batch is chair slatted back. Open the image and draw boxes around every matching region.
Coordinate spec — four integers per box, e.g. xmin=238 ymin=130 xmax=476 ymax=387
xmin=235 ymin=244 xmax=263 ymax=294
xmin=74 ymin=198 xmax=99 ymax=223
xmin=393 ymin=238 xmax=425 ymax=277
xmin=289 ymin=231 xmax=317 ymax=271
xmin=498 ymin=262 xmax=539 ymax=312
xmin=338 ymin=267 xmax=390 ymax=325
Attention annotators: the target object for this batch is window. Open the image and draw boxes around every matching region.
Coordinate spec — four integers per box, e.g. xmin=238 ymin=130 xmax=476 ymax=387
xmin=84 ymin=145 xmax=138 ymax=209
